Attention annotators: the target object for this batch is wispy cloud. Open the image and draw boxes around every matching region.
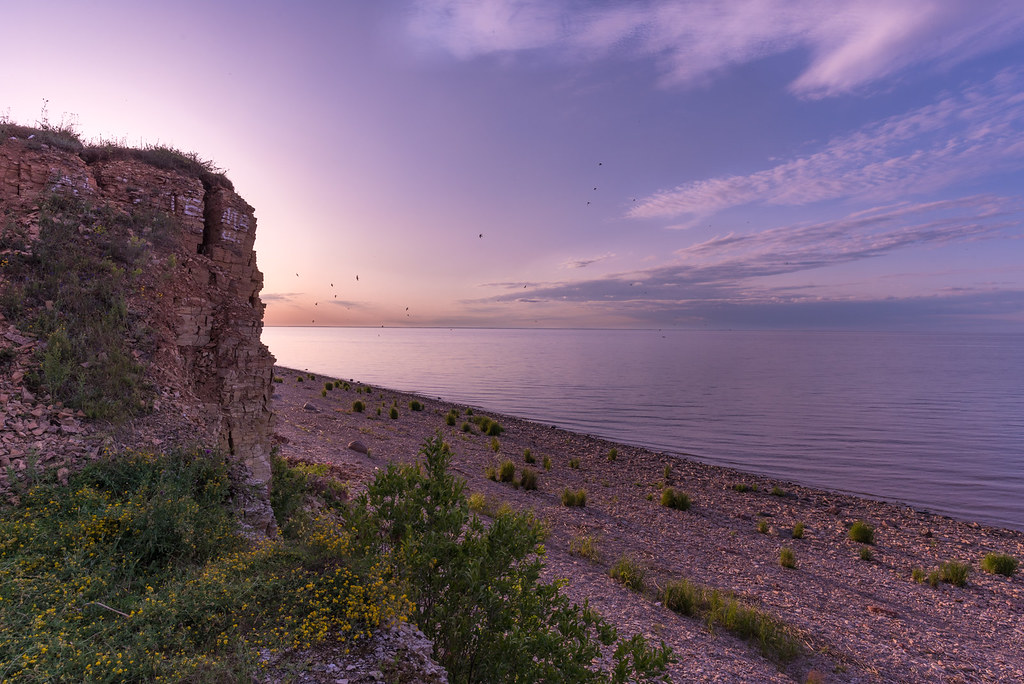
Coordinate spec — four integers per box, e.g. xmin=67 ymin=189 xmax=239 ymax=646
xmin=261 ymin=292 xmax=303 ymax=303
xmin=562 ymin=252 xmax=615 ymax=269
xmin=629 ymin=69 xmax=1024 ymax=224
xmin=409 ymin=1 xmax=1024 ymax=97
xmin=473 ymin=196 xmax=1020 ymax=316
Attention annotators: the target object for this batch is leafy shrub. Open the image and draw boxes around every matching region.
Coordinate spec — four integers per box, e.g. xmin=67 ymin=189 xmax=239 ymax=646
xmin=324 ymin=381 xmax=334 ymax=391
xmin=981 ymin=553 xmax=1018 ymax=577
xmin=490 ymin=436 xmax=501 ymax=453
xmin=461 ymin=422 xmax=473 ymax=433
xmin=770 ymin=486 xmax=786 ymax=497
xmin=523 ymin=448 xmax=535 ymax=464
xmin=848 ymin=520 xmax=875 ymax=544
xmin=610 ymin=555 xmax=646 ymax=592
xmin=757 ymin=520 xmax=769 ymax=534
xmin=520 ymin=467 xmax=538 ymax=490
xmin=320 ymin=388 xmax=327 ymax=397
xmin=660 ymin=487 xmax=691 ymax=511
xmin=467 ymin=492 xmax=487 ymax=514
xmin=272 ymin=376 xmax=283 ymax=383
xmin=859 ymin=546 xmax=874 ymax=561
xmin=733 ymin=483 xmax=756 ymax=493
xmin=410 ymin=400 xmax=423 ymax=411
xmin=297 ymin=376 xmax=304 ymax=382
xmin=561 ymin=488 xmax=587 ymax=507
xmin=779 ymin=547 xmax=797 ymax=568
xmin=792 ymin=522 xmax=805 ymax=539
xmin=607 ymin=448 xmax=618 ymax=461
xmin=352 ymin=400 xmax=365 ymax=413
xmin=569 ymin=457 xmax=581 ymax=469
xmin=349 ymin=435 xmax=673 ymax=682
xmin=389 ymin=407 xmax=399 ymax=420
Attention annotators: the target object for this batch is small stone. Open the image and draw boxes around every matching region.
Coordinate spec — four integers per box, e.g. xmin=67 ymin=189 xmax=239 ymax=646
xmin=348 ymin=440 xmax=369 ymax=454
xmin=302 ymin=402 xmax=320 ymax=412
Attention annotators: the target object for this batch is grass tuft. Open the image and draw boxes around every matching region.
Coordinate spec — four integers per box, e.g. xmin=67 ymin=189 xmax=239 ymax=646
xmin=519 ymin=467 xmax=538 ymax=490
xmin=980 ymin=553 xmax=1018 ymax=577
xmin=568 ymin=533 xmax=601 ymax=562
xmin=609 ymin=555 xmax=646 ymax=592
xmin=561 ymin=488 xmax=587 ymax=507
xmin=848 ymin=520 xmax=875 ymax=545
xmin=660 ymin=487 xmax=691 ymax=511
xmin=792 ymin=522 xmax=805 ymax=539
xmin=779 ymin=547 xmax=797 ymax=569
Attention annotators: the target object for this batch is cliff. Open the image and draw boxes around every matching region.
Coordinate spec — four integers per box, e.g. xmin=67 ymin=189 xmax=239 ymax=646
xmin=0 ymin=129 xmax=276 ymax=534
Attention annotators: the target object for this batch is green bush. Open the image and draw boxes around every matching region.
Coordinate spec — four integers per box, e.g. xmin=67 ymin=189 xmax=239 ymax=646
xmin=490 ymin=436 xmax=501 ymax=453
xmin=561 ymin=488 xmax=587 ymax=507
xmin=389 ymin=407 xmax=399 ymax=420
xmin=859 ymin=546 xmax=874 ymax=562
xmin=543 ymin=455 xmax=552 ymax=471
xmin=848 ymin=520 xmax=875 ymax=544
xmin=792 ymin=522 xmax=805 ymax=539
xmin=523 ymin=448 xmax=535 ymax=464
xmin=779 ymin=547 xmax=797 ymax=569
xmin=607 ymin=448 xmax=618 ymax=462
xmin=770 ymin=486 xmax=786 ymax=497
xmin=757 ymin=520 xmax=769 ymax=534
xmin=980 ymin=553 xmax=1018 ymax=577
xmin=410 ymin=400 xmax=423 ymax=411
xmin=445 ymin=412 xmax=457 ymax=426
xmin=610 ymin=555 xmax=646 ymax=592
xmin=911 ymin=567 xmax=926 ymax=583
xmin=732 ymin=483 xmax=756 ymax=493
xmin=324 ymin=381 xmax=334 ymax=391
xmin=498 ymin=460 xmax=515 ymax=483
xmin=461 ymin=422 xmax=473 ymax=433
xmin=938 ymin=561 xmax=970 ymax=587
xmin=349 ymin=435 xmax=673 ymax=682
xmin=569 ymin=457 xmax=581 ymax=469
xmin=660 ymin=487 xmax=691 ymax=511
xmin=352 ymin=400 xmax=365 ymax=413
xmin=520 ymin=467 xmax=538 ymax=490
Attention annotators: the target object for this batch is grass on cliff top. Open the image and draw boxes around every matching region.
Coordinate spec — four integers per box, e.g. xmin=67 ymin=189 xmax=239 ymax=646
xmin=0 ymin=118 xmax=232 ymax=191
xmin=1 ymin=436 xmax=674 ymax=683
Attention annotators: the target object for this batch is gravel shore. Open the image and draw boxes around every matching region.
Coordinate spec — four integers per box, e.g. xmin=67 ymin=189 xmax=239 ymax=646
xmin=272 ymin=365 xmax=1024 ymax=683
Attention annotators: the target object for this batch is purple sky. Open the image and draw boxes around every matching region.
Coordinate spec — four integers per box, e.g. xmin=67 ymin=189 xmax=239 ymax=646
xmin=5 ymin=1 xmax=1024 ymax=330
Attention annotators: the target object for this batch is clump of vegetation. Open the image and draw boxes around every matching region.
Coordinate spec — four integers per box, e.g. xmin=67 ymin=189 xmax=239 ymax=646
xmin=792 ymin=522 xmax=806 ymax=539
xmin=848 ymin=520 xmax=875 ymax=544
xmin=389 ymin=407 xmax=399 ymax=420
xmin=980 ymin=553 xmax=1018 ymax=577
xmin=607 ymin=447 xmax=618 ymax=462
xmin=80 ymin=143 xmax=233 ymax=191
xmin=410 ymin=400 xmax=423 ymax=411
xmin=663 ymin=464 xmax=672 ymax=483
xmin=352 ymin=400 xmax=365 ymax=413
xmin=520 ymin=467 xmax=538 ymax=491
xmin=732 ymin=483 xmax=757 ymax=493
xmin=660 ymin=578 xmax=801 ymax=662
xmin=324 ymin=381 xmax=334 ymax=391
xmin=568 ymin=533 xmax=601 ymax=562
xmin=757 ymin=520 xmax=770 ymax=534
xmin=297 ymin=376 xmax=304 ymax=382
xmin=937 ymin=561 xmax=970 ymax=587
xmin=1 ymin=194 xmax=155 ymax=420
xmin=779 ymin=547 xmax=797 ymax=569
xmin=461 ymin=422 xmax=473 ymax=433
xmin=610 ymin=555 xmax=646 ymax=592
xmin=272 ymin=376 xmax=283 ymax=383
xmin=471 ymin=415 xmax=504 ymax=436
xmin=445 ymin=412 xmax=457 ymax=426
xmin=561 ymin=488 xmax=587 ymax=507
xmin=569 ymin=457 xmax=581 ymax=469
xmin=0 ymin=447 xmax=406 ymax=681
xmin=543 ymin=455 xmax=552 ymax=471
xmin=467 ymin=492 xmax=489 ymax=515
xmin=498 ymin=460 xmax=516 ymax=483
xmin=859 ymin=546 xmax=874 ymax=562
xmin=349 ymin=435 xmax=673 ymax=682
xmin=911 ymin=567 xmax=927 ymax=583
xmin=523 ymin=448 xmax=535 ymax=464
xmin=660 ymin=487 xmax=691 ymax=511
xmin=320 ymin=388 xmax=327 ymax=397
xmin=490 ymin=437 xmax=501 ymax=453
xmin=770 ymin=486 xmax=786 ymax=497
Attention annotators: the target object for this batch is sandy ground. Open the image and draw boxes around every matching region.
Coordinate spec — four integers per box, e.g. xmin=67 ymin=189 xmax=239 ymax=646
xmin=272 ymin=365 xmax=1024 ymax=683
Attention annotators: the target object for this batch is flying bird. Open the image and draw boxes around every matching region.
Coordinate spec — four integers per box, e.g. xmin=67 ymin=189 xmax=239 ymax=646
xmin=355 ymin=275 xmax=359 ymax=281
xmin=479 ymin=233 xmax=483 ymax=238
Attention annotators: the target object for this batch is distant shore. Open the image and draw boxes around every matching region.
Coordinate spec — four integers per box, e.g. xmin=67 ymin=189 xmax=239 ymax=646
xmin=271 ymin=364 xmax=1024 ymax=682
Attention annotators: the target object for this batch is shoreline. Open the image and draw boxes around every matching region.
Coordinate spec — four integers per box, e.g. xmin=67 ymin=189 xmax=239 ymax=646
xmin=272 ymin=364 xmax=1024 ymax=682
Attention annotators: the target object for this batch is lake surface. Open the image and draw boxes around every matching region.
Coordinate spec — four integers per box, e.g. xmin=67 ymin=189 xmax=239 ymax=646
xmin=263 ymin=327 xmax=1024 ymax=531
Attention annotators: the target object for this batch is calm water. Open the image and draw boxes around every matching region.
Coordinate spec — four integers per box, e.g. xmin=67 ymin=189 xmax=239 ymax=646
xmin=262 ymin=327 xmax=1024 ymax=531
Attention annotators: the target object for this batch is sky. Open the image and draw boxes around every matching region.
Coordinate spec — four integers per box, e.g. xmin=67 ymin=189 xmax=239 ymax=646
xmin=4 ymin=0 xmax=1024 ymax=331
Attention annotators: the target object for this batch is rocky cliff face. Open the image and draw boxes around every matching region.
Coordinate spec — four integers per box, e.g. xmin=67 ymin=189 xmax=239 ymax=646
xmin=0 ymin=135 xmax=276 ymax=534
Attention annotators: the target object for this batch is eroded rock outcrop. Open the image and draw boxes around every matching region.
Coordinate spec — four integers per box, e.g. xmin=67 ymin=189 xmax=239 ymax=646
xmin=0 ymin=136 xmax=276 ymax=534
